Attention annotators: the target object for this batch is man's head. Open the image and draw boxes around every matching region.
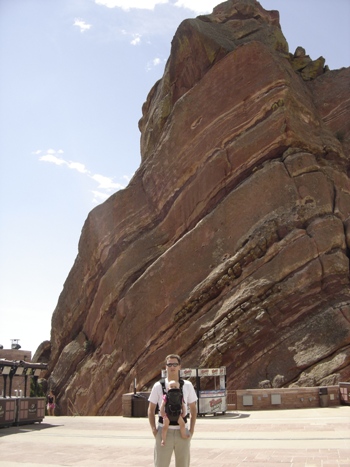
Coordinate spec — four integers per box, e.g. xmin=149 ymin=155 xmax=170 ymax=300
xmin=165 ymin=354 xmax=181 ymax=381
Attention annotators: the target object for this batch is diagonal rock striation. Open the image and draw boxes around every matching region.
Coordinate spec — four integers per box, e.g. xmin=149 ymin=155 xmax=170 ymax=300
xmin=38 ymin=0 xmax=350 ymax=415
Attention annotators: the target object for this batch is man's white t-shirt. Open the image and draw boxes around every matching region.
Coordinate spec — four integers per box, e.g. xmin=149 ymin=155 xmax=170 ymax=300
xmin=148 ymin=378 xmax=198 ymax=429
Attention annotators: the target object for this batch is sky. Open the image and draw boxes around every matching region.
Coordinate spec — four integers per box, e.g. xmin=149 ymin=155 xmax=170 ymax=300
xmin=1 ymin=0 xmax=349 ymax=356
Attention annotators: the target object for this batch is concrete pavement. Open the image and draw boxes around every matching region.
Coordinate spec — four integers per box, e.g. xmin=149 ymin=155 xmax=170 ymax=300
xmin=0 ymin=407 xmax=349 ymax=466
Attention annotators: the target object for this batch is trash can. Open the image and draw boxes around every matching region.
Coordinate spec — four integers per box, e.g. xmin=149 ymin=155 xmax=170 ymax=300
xmin=319 ymin=387 xmax=329 ymax=407
xmin=132 ymin=394 xmax=149 ymax=417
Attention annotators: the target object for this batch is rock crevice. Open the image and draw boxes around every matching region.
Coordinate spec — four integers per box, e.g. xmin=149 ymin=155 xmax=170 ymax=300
xmin=38 ymin=0 xmax=350 ymax=415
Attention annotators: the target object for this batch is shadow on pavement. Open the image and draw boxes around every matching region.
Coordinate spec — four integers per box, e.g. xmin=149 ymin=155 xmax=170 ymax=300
xmin=0 ymin=422 xmax=61 ymax=438
xmin=199 ymin=412 xmax=250 ymax=419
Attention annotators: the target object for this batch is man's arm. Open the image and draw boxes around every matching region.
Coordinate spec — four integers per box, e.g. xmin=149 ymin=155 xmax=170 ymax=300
xmin=148 ymin=401 xmax=158 ymax=438
xmin=181 ymin=401 xmax=187 ymax=418
xmin=159 ymin=398 xmax=166 ymax=418
xmin=188 ymin=401 xmax=197 ymax=436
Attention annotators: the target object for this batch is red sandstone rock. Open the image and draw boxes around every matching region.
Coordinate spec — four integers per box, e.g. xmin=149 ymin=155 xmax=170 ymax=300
xmin=38 ymin=0 xmax=350 ymax=415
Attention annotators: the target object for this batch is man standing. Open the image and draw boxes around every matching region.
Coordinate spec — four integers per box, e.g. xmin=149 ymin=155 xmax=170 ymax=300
xmin=148 ymin=354 xmax=198 ymax=467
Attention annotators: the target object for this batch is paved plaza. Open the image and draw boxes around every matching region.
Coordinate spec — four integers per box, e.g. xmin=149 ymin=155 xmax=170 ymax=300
xmin=0 ymin=407 xmax=349 ymax=466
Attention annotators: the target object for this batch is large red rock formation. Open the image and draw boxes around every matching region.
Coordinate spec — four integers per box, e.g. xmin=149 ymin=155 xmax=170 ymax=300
xmin=41 ymin=0 xmax=350 ymax=415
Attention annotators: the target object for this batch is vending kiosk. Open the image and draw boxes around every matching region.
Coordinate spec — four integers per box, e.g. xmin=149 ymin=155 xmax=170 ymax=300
xmin=161 ymin=366 xmax=227 ymax=416
xmin=0 ymin=359 xmax=47 ymax=428
xmin=196 ymin=367 xmax=227 ymax=416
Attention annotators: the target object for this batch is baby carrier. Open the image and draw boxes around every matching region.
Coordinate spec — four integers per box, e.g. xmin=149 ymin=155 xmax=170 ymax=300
xmin=159 ymin=379 xmax=187 ymax=425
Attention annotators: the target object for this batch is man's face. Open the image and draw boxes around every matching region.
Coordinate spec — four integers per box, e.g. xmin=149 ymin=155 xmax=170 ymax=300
xmin=166 ymin=358 xmax=181 ymax=379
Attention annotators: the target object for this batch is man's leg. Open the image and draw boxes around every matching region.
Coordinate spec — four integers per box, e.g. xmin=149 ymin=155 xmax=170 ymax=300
xmin=174 ymin=430 xmax=191 ymax=467
xmin=154 ymin=428 xmax=175 ymax=467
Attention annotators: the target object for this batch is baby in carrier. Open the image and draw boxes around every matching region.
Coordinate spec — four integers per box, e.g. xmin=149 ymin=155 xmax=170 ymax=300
xmin=159 ymin=380 xmax=190 ymax=446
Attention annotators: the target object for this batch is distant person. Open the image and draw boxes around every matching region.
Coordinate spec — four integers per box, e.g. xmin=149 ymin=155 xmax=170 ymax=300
xmin=159 ymin=379 xmax=189 ymax=446
xmin=148 ymin=354 xmax=197 ymax=467
xmin=47 ymin=390 xmax=56 ymax=416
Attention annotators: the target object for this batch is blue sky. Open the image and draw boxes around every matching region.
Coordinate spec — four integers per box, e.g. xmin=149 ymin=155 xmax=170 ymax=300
xmin=1 ymin=0 xmax=349 ymax=355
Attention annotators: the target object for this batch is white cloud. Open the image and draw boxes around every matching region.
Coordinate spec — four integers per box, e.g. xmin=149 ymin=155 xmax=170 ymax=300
xmin=67 ymin=161 xmax=88 ymax=174
xmin=174 ymin=0 xmax=218 ymax=14
xmin=146 ymin=56 xmax=165 ymax=71
xmin=38 ymin=149 xmax=128 ymax=203
xmin=91 ymin=174 xmax=124 ymax=190
xmin=130 ymin=34 xmax=141 ymax=45
xmin=95 ymin=0 xmax=217 ymax=14
xmin=39 ymin=151 xmax=86 ymax=173
xmin=40 ymin=154 xmax=66 ymax=166
xmin=152 ymin=57 xmax=162 ymax=66
xmin=91 ymin=190 xmax=110 ymax=203
xmin=73 ymin=18 xmax=92 ymax=33
xmin=95 ymin=0 xmax=167 ymax=10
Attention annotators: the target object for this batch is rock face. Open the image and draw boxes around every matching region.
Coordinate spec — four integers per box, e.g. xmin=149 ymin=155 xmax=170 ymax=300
xmin=41 ymin=0 xmax=350 ymax=415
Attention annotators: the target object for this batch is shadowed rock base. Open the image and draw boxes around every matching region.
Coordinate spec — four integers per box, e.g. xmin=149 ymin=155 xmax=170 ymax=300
xmin=37 ymin=0 xmax=350 ymax=416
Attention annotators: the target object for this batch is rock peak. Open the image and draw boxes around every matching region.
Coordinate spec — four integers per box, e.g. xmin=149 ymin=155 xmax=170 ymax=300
xmin=41 ymin=0 xmax=350 ymax=416
xmin=139 ymin=0 xmax=289 ymax=162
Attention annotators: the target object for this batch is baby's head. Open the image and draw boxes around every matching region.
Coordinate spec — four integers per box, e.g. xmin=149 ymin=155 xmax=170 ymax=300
xmin=168 ymin=380 xmax=180 ymax=390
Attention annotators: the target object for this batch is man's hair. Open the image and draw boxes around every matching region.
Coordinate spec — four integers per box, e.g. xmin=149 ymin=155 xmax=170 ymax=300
xmin=165 ymin=354 xmax=181 ymax=364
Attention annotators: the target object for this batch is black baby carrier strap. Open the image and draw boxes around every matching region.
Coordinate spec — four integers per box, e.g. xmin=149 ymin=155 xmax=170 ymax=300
xmin=159 ymin=379 xmax=187 ymax=425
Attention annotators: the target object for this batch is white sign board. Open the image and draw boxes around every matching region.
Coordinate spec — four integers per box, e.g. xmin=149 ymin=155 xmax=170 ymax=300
xmin=198 ymin=393 xmax=227 ymax=414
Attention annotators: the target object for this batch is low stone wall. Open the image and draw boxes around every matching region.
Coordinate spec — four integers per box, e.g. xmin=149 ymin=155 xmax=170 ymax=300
xmin=123 ymin=386 xmax=345 ymax=416
xmin=339 ymin=382 xmax=350 ymax=405
xmin=232 ymin=386 xmax=340 ymax=411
